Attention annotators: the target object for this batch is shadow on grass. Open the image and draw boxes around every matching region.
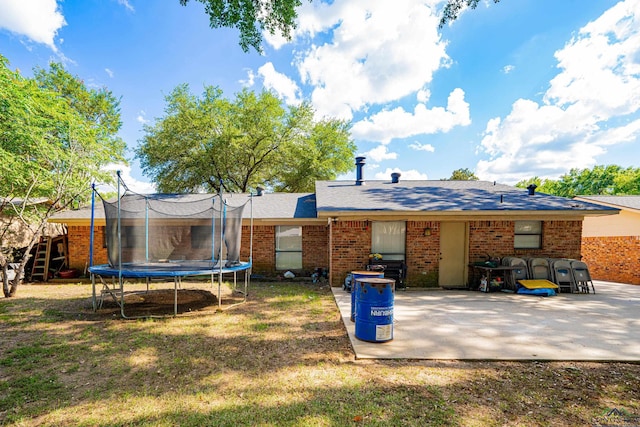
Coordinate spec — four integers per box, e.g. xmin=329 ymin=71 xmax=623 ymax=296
xmin=1 ymin=282 xmax=639 ymax=426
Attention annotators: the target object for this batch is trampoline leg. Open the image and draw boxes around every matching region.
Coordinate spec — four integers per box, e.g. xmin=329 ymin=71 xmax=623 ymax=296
xmin=174 ymin=277 xmax=178 ymax=316
xmin=91 ymin=274 xmax=97 ymax=312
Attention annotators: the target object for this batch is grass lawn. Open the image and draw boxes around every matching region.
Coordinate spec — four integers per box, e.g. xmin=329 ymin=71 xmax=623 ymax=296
xmin=1 ymin=280 xmax=639 ymax=426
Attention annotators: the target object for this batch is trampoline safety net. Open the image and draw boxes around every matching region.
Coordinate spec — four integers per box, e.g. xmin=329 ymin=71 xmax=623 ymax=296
xmin=102 ymin=192 xmax=246 ymax=268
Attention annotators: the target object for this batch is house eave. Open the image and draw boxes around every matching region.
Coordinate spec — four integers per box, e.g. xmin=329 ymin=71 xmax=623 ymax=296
xmin=317 ymin=209 xmax=615 ymax=221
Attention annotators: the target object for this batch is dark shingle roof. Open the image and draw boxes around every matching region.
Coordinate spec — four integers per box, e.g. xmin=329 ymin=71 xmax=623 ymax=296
xmin=50 ymin=192 xmax=317 ymax=222
xmin=314 ymin=180 xmax=619 ymax=214
xmin=575 ymin=195 xmax=640 ymax=211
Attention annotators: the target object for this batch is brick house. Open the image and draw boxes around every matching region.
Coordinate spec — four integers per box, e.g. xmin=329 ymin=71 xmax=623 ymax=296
xmin=49 ymin=170 xmax=618 ymax=287
xmin=575 ymin=195 xmax=640 ymax=285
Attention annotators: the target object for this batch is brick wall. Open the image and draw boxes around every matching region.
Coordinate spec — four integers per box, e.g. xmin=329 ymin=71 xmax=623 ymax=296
xmin=468 ymin=220 xmax=583 ymax=262
xmin=538 ymin=220 xmax=583 ymax=259
xmin=242 ymin=225 xmax=274 ymax=274
xmin=406 ymin=221 xmax=440 ymax=286
xmin=581 ymin=236 xmax=640 ymax=285
xmin=330 ymin=220 xmax=371 ymax=286
xmin=66 ymin=219 xmax=585 ymax=285
xmin=302 ymin=225 xmax=329 ymax=272
xmin=67 ymin=225 xmax=108 ymax=270
xmin=469 ymin=220 xmax=514 ymax=262
xmin=68 ymin=223 xmax=328 ymax=278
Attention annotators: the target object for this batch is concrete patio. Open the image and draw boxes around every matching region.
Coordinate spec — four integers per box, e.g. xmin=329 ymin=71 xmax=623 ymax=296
xmin=332 ymin=281 xmax=640 ymax=361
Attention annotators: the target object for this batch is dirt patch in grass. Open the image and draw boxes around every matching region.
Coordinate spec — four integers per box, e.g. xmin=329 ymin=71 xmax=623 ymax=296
xmin=1 ymin=281 xmax=639 ymax=426
xmin=99 ymin=289 xmax=218 ymax=316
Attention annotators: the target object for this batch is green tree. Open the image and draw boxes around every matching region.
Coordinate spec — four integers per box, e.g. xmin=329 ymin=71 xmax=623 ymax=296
xmin=136 ymin=85 xmax=355 ymax=193
xmin=516 ymin=165 xmax=640 ymax=197
xmin=613 ymin=167 xmax=640 ymax=195
xmin=180 ymin=0 xmax=495 ymax=52
xmin=445 ymin=168 xmax=479 ymax=180
xmin=0 ymin=56 xmax=126 ymax=297
xmin=515 ymin=177 xmax=559 ymax=195
xmin=440 ymin=0 xmax=501 ymax=28
xmin=179 ymin=0 xmax=303 ymax=53
xmin=555 ymin=165 xmax=623 ymax=198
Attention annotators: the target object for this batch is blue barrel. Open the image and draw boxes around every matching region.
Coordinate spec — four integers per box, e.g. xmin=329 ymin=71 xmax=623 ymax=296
xmin=355 ymin=277 xmax=395 ymax=342
xmin=350 ymin=271 xmax=384 ymax=322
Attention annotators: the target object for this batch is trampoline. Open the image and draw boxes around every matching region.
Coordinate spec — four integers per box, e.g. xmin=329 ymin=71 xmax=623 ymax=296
xmin=88 ymin=172 xmax=253 ymax=318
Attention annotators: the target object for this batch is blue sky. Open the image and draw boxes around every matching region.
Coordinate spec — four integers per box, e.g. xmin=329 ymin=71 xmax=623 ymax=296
xmin=1 ymin=0 xmax=639 ymax=193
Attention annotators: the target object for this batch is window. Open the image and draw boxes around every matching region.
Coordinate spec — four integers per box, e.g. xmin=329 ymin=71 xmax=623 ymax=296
xmin=276 ymin=226 xmax=302 ymax=270
xmin=514 ymin=221 xmax=542 ymax=249
xmin=371 ymin=221 xmax=406 ymax=260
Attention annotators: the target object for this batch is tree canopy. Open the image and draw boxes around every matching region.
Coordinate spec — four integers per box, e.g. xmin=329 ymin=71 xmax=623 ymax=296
xmin=179 ymin=0 xmax=303 ymax=53
xmin=515 ymin=165 xmax=640 ymax=198
xmin=1 ymin=55 xmax=126 ymax=296
xmin=180 ymin=0 xmax=493 ymax=52
xmin=439 ymin=0 xmax=501 ymax=28
xmin=136 ymin=85 xmax=356 ymax=193
xmin=445 ymin=168 xmax=479 ymax=181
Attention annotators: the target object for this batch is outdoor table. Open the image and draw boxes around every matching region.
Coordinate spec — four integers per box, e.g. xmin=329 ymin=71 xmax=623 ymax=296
xmin=469 ymin=264 xmax=524 ymax=291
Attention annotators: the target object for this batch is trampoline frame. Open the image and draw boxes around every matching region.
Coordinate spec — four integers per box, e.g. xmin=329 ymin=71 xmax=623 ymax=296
xmin=88 ymin=172 xmax=254 ymax=318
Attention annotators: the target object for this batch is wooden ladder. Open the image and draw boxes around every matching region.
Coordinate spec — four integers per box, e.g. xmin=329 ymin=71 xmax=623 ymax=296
xmin=30 ymin=236 xmax=52 ymax=282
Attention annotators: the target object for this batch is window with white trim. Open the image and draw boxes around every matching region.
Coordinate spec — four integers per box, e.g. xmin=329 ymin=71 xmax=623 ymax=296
xmin=514 ymin=221 xmax=542 ymax=249
xmin=371 ymin=221 xmax=406 ymax=260
xmin=275 ymin=226 xmax=303 ymax=270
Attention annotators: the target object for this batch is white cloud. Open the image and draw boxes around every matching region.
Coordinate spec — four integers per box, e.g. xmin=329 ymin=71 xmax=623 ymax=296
xmin=105 ymin=68 xmax=114 ymax=78
xmin=240 ymin=69 xmax=256 ymax=87
xmin=136 ymin=110 xmax=148 ymax=125
xmin=291 ymin=0 xmax=450 ymax=120
xmin=417 ymin=88 xmax=431 ymax=103
xmin=409 ymin=142 xmax=436 ymax=152
xmin=476 ymin=0 xmax=640 ymax=184
xmin=503 ymin=64 xmax=515 ymax=74
xmin=116 ymin=0 xmax=135 ymax=12
xmin=258 ymin=62 xmax=301 ymax=105
xmin=351 ymin=88 xmax=471 ymax=143
xmin=373 ymin=167 xmax=428 ymax=180
xmin=99 ymin=164 xmax=156 ymax=194
xmin=366 ymin=145 xmax=397 ymax=162
xmin=0 ymin=0 xmax=66 ymax=51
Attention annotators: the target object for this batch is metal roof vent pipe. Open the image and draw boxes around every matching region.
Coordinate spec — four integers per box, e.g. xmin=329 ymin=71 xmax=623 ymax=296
xmin=391 ymin=172 xmax=401 ymax=184
xmin=256 ymin=186 xmax=264 ymax=196
xmin=527 ymin=184 xmax=537 ymax=196
xmin=355 ymin=156 xmax=366 ymax=186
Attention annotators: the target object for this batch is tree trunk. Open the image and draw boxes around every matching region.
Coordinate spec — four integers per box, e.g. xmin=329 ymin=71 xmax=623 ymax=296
xmin=1 ymin=261 xmax=9 ymax=298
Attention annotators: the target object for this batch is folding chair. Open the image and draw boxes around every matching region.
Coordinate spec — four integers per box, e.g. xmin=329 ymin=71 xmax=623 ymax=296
xmin=551 ymin=259 xmax=576 ymax=293
xmin=570 ymin=260 xmax=596 ymax=294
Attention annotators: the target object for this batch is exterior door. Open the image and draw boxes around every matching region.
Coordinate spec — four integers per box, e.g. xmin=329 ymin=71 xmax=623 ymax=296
xmin=439 ymin=222 xmax=468 ymax=288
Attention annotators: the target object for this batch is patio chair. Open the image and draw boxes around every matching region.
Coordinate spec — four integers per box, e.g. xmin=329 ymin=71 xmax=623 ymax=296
xmin=506 ymin=257 xmax=528 ymax=290
xmin=570 ymin=260 xmax=596 ymax=294
xmin=551 ymin=259 xmax=576 ymax=293
xmin=528 ymin=258 xmax=551 ymax=281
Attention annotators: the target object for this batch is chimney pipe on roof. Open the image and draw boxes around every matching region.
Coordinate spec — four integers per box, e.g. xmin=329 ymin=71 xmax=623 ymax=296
xmin=355 ymin=156 xmax=366 ymax=186
xmin=256 ymin=186 xmax=264 ymax=196
xmin=527 ymin=184 xmax=537 ymax=196
xmin=391 ymin=172 xmax=401 ymax=184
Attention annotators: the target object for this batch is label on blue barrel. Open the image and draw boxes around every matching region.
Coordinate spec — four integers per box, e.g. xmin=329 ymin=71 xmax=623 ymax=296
xmin=376 ymin=324 xmax=393 ymax=341
xmin=370 ymin=306 xmax=393 ymax=317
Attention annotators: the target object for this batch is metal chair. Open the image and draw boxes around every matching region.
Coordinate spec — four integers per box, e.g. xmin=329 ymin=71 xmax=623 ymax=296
xmin=570 ymin=260 xmax=596 ymax=293
xmin=528 ymin=257 xmax=551 ymax=281
xmin=507 ymin=257 xmax=529 ymax=290
xmin=551 ymin=259 xmax=576 ymax=293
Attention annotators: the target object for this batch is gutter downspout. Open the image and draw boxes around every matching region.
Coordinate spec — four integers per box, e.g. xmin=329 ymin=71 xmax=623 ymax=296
xmin=328 ymin=217 xmax=333 ymax=286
